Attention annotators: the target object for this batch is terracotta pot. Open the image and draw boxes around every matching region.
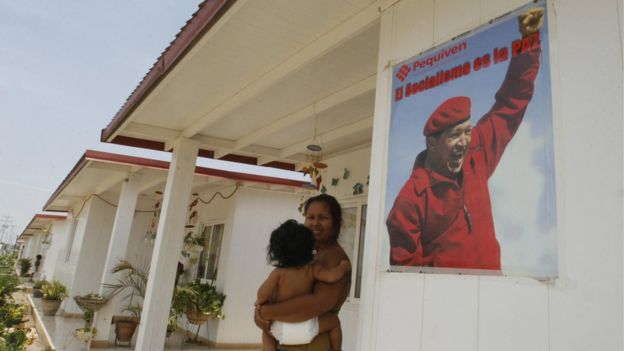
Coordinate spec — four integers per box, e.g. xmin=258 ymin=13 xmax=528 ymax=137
xmin=41 ymin=299 xmax=62 ymax=316
xmin=114 ymin=319 xmax=139 ymax=342
xmin=185 ymin=310 xmax=210 ymax=325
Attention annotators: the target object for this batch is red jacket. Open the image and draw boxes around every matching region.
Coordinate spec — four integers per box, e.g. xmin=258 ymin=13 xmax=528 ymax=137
xmin=387 ymin=45 xmax=541 ymax=270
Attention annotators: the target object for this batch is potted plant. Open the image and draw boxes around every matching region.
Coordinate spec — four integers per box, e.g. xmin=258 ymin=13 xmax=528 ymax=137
xmin=103 ymin=260 xmax=148 ymax=346
xmin=41 ymin=280 xmax=68 ymax=316
xmin=32 ymin=279 xmax=48 ymax=298
xmin=173 ymin=281 xmax=225 ymax=343
xmin=17 ymin=258 xmax=31 ymax=277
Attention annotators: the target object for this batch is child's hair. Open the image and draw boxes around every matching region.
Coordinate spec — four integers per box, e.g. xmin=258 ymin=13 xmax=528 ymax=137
xmin=267 ymin=219 xmax=315 ymax=268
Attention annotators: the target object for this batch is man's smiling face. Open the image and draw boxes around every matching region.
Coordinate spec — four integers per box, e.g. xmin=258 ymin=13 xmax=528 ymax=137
xmin=425 ymin=119 xmax=472 ymax=178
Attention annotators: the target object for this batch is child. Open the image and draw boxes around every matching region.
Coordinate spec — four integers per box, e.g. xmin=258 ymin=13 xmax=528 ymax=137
xmin=256 ymin=219 xmax=350 ymax=351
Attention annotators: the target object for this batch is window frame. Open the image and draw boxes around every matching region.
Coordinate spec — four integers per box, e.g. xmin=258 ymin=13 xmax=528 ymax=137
xmin=195 ymin=221 xmax=225 ymax=284
xmin=337 ymin=194 xmax=368 ymax=301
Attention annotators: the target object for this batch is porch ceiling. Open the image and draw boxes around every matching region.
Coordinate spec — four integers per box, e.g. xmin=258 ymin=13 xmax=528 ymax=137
xmin=43 ymin=149 xmax=311 ymax=213
xmin=102 ymin=0 xmax=382 ymax=169
xmin=19 ymin=213 xmax=67 ymax=239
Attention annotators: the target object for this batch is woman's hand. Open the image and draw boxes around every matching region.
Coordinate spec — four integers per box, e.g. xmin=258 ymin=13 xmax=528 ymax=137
xmin=254 ymin=304 xmax=272 ymax=333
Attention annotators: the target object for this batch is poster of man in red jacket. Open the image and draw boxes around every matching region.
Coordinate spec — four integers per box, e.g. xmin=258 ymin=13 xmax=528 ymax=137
xmin=386 ymin=0 xmax=557 ymax=278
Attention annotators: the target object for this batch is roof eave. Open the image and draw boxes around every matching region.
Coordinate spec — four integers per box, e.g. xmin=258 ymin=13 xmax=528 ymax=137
xmin=100 ymin=0 xmax=232 ymax=143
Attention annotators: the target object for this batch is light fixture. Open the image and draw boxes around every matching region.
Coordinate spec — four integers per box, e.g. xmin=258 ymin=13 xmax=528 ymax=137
xmin=306 ymin=102 xmax=322 ymax=152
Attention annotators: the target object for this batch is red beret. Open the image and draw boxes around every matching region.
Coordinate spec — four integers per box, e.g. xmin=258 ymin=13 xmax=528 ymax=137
xmin=423 ymin=96 xmax=471 ymax=136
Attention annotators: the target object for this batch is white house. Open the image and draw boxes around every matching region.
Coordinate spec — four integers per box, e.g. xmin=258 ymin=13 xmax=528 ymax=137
xmin=39 ymin=148 xmax=315 ymax=347
xmin=17 ymin=213 xmax=68 ymax=280
xmin=97 ymin=0 xmax=622 ymax=350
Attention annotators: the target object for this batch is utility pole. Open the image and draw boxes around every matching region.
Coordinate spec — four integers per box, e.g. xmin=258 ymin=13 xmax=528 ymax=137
xmin=0 ymin=215 xmax=13 ymax=245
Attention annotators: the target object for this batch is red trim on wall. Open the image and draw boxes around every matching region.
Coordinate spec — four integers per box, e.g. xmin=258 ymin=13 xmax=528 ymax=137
xmin=34 ymin=214 xmax=68 ymax=220
xmin=44 ymin=149 xmax=308 ymax=211
xmin=219 ymin=154 xmax=257 ymax=165
xmin=264 ymin=161 xmax=296 ymax=171
xmin=198 ymin=149 xmax=215 ymax=158
xmin=110 ymin=135 xmax=166 ymax=151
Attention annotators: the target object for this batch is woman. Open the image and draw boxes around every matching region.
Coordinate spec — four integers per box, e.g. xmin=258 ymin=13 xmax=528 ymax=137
xmin=255 ymin=194 xmax=351 ymax=350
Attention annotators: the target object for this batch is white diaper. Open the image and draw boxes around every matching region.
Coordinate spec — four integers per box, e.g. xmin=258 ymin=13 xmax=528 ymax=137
xmin=270 ymin=317 xmax=319 ymax=345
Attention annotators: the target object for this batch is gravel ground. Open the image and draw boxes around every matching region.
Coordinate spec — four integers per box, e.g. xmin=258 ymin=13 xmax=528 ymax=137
xmin=12 ymin=289 xmax=47 ymax=351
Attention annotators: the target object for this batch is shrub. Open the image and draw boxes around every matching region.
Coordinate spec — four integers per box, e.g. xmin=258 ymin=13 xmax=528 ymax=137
xmin=0 ymin=276 xmax=20 ymax=305
xmin=173 ymin=282 xmax=225 ymax=320
xmin=0 ymin=329 xmax=27 ymax=351
xmin=41 ymin=280 xmax=68 ymax=301
xmin=17 ymin=260 xmax=31 ymax=277
xmin=32 ymin=280 xmax=48 ymax=290
xmin=0 ymin=304 xmax=25 ymax=327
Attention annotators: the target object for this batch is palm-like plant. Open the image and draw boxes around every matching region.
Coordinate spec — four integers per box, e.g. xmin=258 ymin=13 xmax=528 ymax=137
xmin=102 ymin=259 xmax=149 ymax=318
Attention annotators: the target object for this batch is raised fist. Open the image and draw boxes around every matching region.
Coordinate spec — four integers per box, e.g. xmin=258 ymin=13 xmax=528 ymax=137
xmin=518 ymin=7 xmax=544 ymax=36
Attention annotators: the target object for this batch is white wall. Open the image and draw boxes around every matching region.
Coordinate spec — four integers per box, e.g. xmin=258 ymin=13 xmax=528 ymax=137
xmin=39 ymin=219 xmax=69 ymax=281
xmin=205 ymin=187 xmax=303 ymax=344
xmin=360 ymin=0 xmax=623 ymax=351
xmin=64 ymin=196 xmax=116 ymax=314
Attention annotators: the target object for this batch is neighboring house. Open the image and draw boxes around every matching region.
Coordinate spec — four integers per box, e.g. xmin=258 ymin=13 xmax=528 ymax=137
xmin=17 ymin=213 xmax=68 ymax=281
xmin=38 ymin=148 xmax=313 ymax=347
xmin=15 ymin=0 xmax=621 ymax=350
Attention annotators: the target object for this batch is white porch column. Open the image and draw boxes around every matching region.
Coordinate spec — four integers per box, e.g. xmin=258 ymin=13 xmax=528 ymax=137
xmin=135 ymin=138 xmax=199 ymax=350
xmin=93 ymin=175 xmax=140 ymax=346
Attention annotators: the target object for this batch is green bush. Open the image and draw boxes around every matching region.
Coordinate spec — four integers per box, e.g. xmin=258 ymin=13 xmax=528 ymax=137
xmin=41 ymin=280 xmax=68 ymax=301
xmin=0 ymin=276 xmax=20 ymax=305
xmin=16 ymin=259 xmax=30 ymax=277
xmin=0 ymin=304 xmax=25 ymax=327
xmin=32 ymin=279 xmax=48 ymax=290
xmin=173 ymin=282 xmax=225 ymax=320
xmin=0 ymin=329 xmax=27 ymax=351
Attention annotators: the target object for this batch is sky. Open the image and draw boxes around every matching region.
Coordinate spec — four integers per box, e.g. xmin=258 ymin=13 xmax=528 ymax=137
xmin=384 ymin=0 xmax=558 ymax=277
xmin=0 ymin=1 xmax=207 ymax=242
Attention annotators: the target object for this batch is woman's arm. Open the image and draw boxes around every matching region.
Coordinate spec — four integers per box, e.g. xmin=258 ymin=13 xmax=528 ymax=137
xmin=258 ymin=246 xmax=350 ymax=323
xmin=255 ymin=269 xmax=280 ymax=306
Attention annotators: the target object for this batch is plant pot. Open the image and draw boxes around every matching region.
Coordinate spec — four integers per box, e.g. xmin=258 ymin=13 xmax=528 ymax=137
xmin=114 ymin=319 xmax=139 ymax=343
xmin=42 ymin=299 xmax=62 ymax=316
xmin=33 ymin=288 xmax=43 ymax=298
xmin=185 ymin=310 xmax=210 ymax=325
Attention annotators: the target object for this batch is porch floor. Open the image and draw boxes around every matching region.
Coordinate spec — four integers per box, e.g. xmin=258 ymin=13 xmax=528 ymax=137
xmin=30 ymin=296 xmax=255 ymax=351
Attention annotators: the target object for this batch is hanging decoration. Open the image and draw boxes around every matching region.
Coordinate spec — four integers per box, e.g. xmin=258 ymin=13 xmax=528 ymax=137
xmin=342 ymin=168 xmax=350 ymax=180
xmin=352 ymin=182 xmax=364 ymax=195
xmin=331 ymin=178 xmax=339 ymax=186
xmin=144 ymin=191 xmax=163 ymax=246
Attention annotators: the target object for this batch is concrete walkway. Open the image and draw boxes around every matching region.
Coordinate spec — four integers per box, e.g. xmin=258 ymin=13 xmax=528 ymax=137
xmin=29 ymin=296 xmax=254 ymax=351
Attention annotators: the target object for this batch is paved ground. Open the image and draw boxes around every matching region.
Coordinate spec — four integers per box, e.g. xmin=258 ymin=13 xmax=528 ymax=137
xmin=25 ymin=292 xmax=255 ymax=351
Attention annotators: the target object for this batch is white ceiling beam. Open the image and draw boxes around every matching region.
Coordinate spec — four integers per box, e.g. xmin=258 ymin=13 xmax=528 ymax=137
xmin=125 ymin=122 xmax=178 ymax=141
xmin=92 ymin=172 xmax=130 ymax=195
xmin=231 ymin=74 xmax=376 ymax=153
xmin=137 ymin=175 xmax=168 ymax=194
xmin=180 ymin=1 xmax=383 ymax=139
xmin=279 ymin=116 xmax=373 ymax=159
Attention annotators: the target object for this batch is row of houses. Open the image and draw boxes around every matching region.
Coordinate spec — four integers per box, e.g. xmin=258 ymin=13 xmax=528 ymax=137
xmin=16 ymin=0 xmax=623 ymax=350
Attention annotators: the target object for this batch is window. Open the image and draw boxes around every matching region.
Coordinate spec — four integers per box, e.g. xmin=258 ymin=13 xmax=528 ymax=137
xmin=196 ymin=223 xmax=224 ymax=281
xmin=337 ymin=199 xmax=367 ymax=299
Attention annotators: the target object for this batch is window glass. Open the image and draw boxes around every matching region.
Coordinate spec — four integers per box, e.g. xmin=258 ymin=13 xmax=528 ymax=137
xmin=196 ymin=223 xmax=224 ymax=281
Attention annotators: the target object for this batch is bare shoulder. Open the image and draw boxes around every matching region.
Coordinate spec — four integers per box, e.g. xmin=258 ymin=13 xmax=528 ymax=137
xmin=316 ymin=243 xmax=350 ymax=268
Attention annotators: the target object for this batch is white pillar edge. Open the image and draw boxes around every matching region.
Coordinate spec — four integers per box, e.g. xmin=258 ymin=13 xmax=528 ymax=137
xmin=94 ymin=174 xmax=141 ymax=344
xmin=135 ymin=137 xmax=199 ymax=351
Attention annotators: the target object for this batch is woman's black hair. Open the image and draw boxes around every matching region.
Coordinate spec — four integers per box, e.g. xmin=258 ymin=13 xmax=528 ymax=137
xmin=303 ymin=194 xmax=342 ymax=238
xmin=267 ymin=219 xmax=315 ymax=268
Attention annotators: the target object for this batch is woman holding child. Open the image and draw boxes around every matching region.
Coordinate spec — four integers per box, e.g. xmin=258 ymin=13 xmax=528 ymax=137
xmin=255 ymin=194 xmax=351 ymax=351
